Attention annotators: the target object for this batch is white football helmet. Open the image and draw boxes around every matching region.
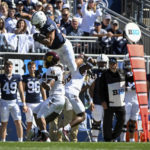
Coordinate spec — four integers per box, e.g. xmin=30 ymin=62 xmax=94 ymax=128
xmin=97 ymin=54 xmax=108 ymax=63
xmin=97 ymin=54 xmax=108 ymax=69
xmin=123 ymin=54 xmax=131 ymax=70
xmin=31 ymin=11 xmax=47 ymax=28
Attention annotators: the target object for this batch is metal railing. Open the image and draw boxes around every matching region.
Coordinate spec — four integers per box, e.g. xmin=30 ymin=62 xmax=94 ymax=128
xmin=1 ymin=53 xmax=150 ymax=73
xmin=121 ymin=0 xmax=150 ymax=29
xmin=101 ymin=6 xmax=150 ymax=55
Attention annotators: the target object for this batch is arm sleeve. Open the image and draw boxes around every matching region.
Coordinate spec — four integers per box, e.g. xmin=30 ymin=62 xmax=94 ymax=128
xmin=95 ymin=8 xmax=103 ymax=17
xmin=81 ymin=2 xmax=88 ymax=16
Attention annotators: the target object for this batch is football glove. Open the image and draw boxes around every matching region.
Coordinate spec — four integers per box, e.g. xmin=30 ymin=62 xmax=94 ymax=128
xmin=33 ymin=33 xmax=46 ymax=42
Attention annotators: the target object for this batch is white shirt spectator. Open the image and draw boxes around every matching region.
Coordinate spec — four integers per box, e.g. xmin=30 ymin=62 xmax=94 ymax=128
xmin=80 ymin=2 xmax=102 ymax=33
xmin=5 ymin=17 xmax=17 ymax=33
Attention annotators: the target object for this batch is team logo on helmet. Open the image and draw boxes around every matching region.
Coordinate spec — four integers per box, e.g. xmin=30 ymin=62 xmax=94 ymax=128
xmin=47 ymin=56 xmax=53 ymax=62
xmin=44 ymin=51 xmax=59 ymax=68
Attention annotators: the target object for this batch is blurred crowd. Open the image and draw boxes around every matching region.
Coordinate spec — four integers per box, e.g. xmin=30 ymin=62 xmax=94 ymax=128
xmin=0 ymin=0 xmax=128 ymax=54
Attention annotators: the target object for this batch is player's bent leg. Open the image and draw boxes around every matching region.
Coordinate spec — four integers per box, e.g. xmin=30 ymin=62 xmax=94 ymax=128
xmin=120 ymin=124 xmax=127 ymax=142
xmin=26 ymin=122 xmax=33 ymax=138
xmin=57 ymin=39 xmax=77 ymax=73
xmin=49 ymin=117 xmax=61 ymax=141
xmin=70 ymin=111 xmax=79 ymax=142
xmin=45 ymin=112 xmax=59 ymax=123
xmin=91 ymin=119 xmax=101 ymax=142
xmin=91 ymin=105 xmax=104 ymax=142
xmin=128 ymin=119 xmax=136 ymax=142
xmin=70 ymin=112 xmax=86 ymax=128
xmin=1 ymin=122 xmax=8 ymax=142
xmin=14 ymin=120 xmax=23 ymax=142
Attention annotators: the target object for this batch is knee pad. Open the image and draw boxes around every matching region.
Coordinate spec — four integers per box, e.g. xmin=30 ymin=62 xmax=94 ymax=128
xmin=128 ymin=120 xmax=136 ymax=133
xmin=91 ymin=119 xmax=101 ymax=130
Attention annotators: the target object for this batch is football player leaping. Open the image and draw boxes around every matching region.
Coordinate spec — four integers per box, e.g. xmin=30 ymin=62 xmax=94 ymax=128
xmin=59 ymin=55 xmax=97 ymax=140
xmin=20 ymin=11 xmax=77 ymax=74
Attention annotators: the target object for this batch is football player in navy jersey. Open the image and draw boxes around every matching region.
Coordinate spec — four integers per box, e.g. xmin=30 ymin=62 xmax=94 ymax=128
xmin=0 ymin=61 xmax=28 ymax=142
xmin=89 ymin=54 xmax=109 ymax=142
xmin=31 ymin=11 xmax=77 ymax=74
xmin=22 ymin=61 xmax=47 ymax=139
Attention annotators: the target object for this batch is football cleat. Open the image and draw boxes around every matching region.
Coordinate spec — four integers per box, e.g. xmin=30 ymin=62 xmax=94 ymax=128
xmin=58 ymin=128 xmax=70 ymax=142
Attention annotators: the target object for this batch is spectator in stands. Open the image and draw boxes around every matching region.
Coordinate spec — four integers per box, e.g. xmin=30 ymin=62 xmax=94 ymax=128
xmin=0 ymin=17 xmax=7 ymax=33
xmin=108 ymin=20 xmax=127 ymax=54
xmin=101 ymin=14 xmax=111 ymax=31
xmin=74 ymin=4 xmax=83 ymax=28
xmin=35 ymin=1 xmax=43 ymax=11
xmin=79 ymin=0 xmax=102 ymax=36
xmin=60 ymin=9 xmax=72 ymax=30
xmin=107 ymin=20 xmax=122 ymax=36
xmin=39 ymin=0 xmax=48 ymax=8
xmin=54 ymin=0 xmax=63 ymax=19
xmin=62 ymin=3 xmax=70 ymax=11
xmin=54 ymin=17 xmax=66 ymax=35
xmin=44 ymin=3 xmax=55 ymax=21
xmin=23 ymin=0 xmax=35 ymax=13
xmin=91 ymin=20 xmax=112 ymax=54
xmin=15 ymin=1 xmax=36 ymax=34
xmin=28 ymin=5 xmax=36 ymax=15
xmin=0 ymin=1 xmax=9 ymax=20
xmin=14 ymin=19 xmax=29 ymax=34
xmin=66 ymin=17 xmax=83 ymax=52
xmin=66 ymin=17 xmax=83 ymax=36
xmin=90 ymin=20 xmax=107 ymax=36
xmin=16 ymin=1 xmax=24 ymax=13
xmin=5 ymin=5 xmax=17 ymax=33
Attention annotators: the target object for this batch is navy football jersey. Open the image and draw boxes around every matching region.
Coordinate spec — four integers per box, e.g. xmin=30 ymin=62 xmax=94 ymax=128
xmin=92 ymin=69 xmax=106 ymax=105
xmin=22 ymin=74 xmax=41 ymax=103
xmin=40 ymin=17 xmax=66 ymax=49
xmin=0 ymin=74 xmax=22 ymax=100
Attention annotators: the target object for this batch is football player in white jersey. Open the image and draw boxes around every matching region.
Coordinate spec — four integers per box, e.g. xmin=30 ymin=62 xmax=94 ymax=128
xmin=33 ymin=51 xmax=65 ymax=142
xmin=59 ymin=55 xmax=96 ymax=140
xmin=120 ymin=55 xmax=139 ymax=142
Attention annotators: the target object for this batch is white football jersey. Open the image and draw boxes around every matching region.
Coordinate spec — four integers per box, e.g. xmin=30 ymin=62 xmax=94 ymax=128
xmin=46 ymin=66 xmax=65 ymax=96
xmin=125 ymin=82 xmax=138 ymax=103
xmin=65 ymin=68 xmax=85 ymax=96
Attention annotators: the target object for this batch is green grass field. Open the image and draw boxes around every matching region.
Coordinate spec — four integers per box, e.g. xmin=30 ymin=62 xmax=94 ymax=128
xmin=0 ymin=142 xmax=150 ymax=150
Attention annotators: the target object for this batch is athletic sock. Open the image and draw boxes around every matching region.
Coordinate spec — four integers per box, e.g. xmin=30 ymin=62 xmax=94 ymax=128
xmin=1 ymin=139 xmax=6 ymax=142
xmin=130 ymin=138 xmax=135 ymax=142
xmin=64 ymin=123 xmax=71 ymax=131
xmin=41 ymin=130 xmax=48 ymax=133
xmin=18 ymin=138 xmax=23 ymax=142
